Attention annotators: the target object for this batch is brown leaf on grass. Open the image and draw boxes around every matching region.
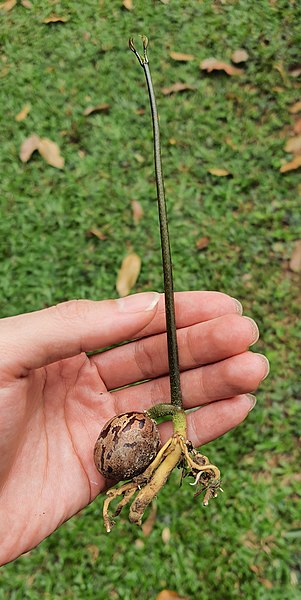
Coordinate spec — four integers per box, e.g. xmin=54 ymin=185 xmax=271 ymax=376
xmin=231 ymin=48 xmax=249 ymax=63
xmin=259 ymin=579 xmax=273 ymax=590
xmin=38 ymin=138 xmax=64 ymax=169
xmin=293 ymin=119 xmax=301 ymax=135
xmin=0 ymin=0 xmax=16 ymax=11
xmin=43 ymin=15 xmax=69 ymax=23
xmin=280 ymin=155 xmax=301 ymax=173
xmin=134 ymin=153 xmax=144 ymax=164
xmin=89 ymin=227 xmax=107 ymax=241
xmin=122 ymin=0 xmax=133 ymax=9
xmin=196 ymin=236 xmax=209 ymax=250
xmin=156 ymin=591 xmax=187 ymax=600
xmin=200 ymin=57 xmax=243 ymax=76
xmin=274 ymin=62 xmax=290 ymax=86
xmin=284 ymin=135 xmax=301 ymax=154
xmin=135 ymin=107 xmax=145 ymax=115
xmin=15 ymin=103 xmax=30 ymax=122
xmin=19 ymin=134 xmax=40 ymax=163
xmin=116 ymin=253 xmax=141 ymax=297
xmin=161 ymin=82 xmax=195 ymax=95
xmin=0 ymin=66 xmax=10 ymax=78
xmin=162 ymin=527 xmax=171 ymax=544
xmin=86 ymin=544 xmax=99 ymax=562
xmin=169 ymin=51 xmax=195 ymax=62
xmin=288 ymin=63 xmax=301 ymax=78
xmin=289 ymin=240 xmax=301 ymax=273
xmin=131 ymin=200 xmax=144 ymax=225
xmin=224 ymin=136 xmax=237 ymax=150
xmin=141 ymin=503 xmax=157 ymax=536
xmin=21 ymin=0 xmax=32 ymax=8
xmin=83 ymin=103 xmax=110 ymax=116
xmin=289 ymin=100 xmax=301 ymax=114
xmin=208 ymin=167 xmax=230 ymax=176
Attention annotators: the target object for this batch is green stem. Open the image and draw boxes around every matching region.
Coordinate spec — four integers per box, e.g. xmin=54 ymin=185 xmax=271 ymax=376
xmin=130 ymin=36 xmax=183 ymax=409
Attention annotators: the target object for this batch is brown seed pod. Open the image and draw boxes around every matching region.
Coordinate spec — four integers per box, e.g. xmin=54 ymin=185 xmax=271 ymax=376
xmin=94 ymin=411 xmax=160 ymax=480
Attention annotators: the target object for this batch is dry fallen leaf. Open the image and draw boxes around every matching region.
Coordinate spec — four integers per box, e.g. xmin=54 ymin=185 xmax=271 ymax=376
xmin=43 ymin=15 xmax=69 ymax=23
xmin=131 ymin=200 xmax=144 ymax=225
xmin=141 ymin=503 xmax=157 ymax=536
xmin=89 ymin=227 xmax=107 ymax=241
xmin=122 ymin=0 xmax=133 ymax=9
xmin=289 ymin=100 xmax=301 ymax=114
xmin=293 ymin=119 xmax=301 ymax=135
xmin=15 ymin=103 xmax=30 ymax=122
xmin=200 ymin=57 xmax=243 ymax=76
xmin=161 ymin=527 xmax=171 ymax=544
xmin=284 ymin=135 xmax=301 ymax=154
xmin=289 ymin=240 xmax=301 ymax=273
xmin=224 ymin=136 xmax=237 ymax=150
xmin=21 ymin=0 xmax=32 ymax=8
xmin=0 ymin=0 xmax=16 ymax=11
xmin=288 ymin=64 xmax=301 ymax=78
xmin=196 ymin=236 xmax=210 ymax=250
xmin=86 ymin=544 xmax=99 ymax=562
xmin=208 ymin=167 xmax=230 ymax=176
xmin=156 ymin=591 xmax=187 ymax=600
xmin=231 ymin=48 xmax=249 ymax=63
xmin=116 ymin=253 xmax=141 ymax=297
xmin=259 ymin=578 xmax=273 ymax=590
xmin=161 ymin=82 xmax=195 ymax=95
xmin=274 ymin=62 xmax=290 ymax=86
xmin=169 ymin=51 xmax=195 ymax=62
xmin=19 ymin=134 xmax=41 ymax=163
xmin=83 ymin=103 xmax=110 ymax=116
xmin=0 ymin=66 xmax=10 ymax=78
xmin=280 ymin=155 xmax=301 ymax=173
xmin=134 ymin=153 xmax=144 ymax=164
xmin=38 ymin=138 xmax=64 ymax=169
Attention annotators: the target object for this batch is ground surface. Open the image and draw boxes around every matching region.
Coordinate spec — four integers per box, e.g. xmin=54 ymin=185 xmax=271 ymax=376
xmin=0 ymin=1 xmax=300 ymax=599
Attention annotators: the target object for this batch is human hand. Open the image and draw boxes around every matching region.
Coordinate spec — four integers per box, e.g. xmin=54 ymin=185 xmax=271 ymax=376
xmin=0 ymin=291 xmax=269 ymax=564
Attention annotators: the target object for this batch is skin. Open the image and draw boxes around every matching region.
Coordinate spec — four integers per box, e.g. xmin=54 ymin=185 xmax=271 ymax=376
xmin=0 ymin=291 xmax=269 ymax=565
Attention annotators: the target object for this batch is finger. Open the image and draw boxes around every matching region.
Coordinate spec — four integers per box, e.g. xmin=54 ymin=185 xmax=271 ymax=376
xmin=92 ymin=313 xmax=259 ymax=390
xmin=111 ymin=351 xmax=269 ymax=412
xmin=139 ymin=291 xmax=242 ymax=338
xmin=0 ymin=293 xmax=160 ymax=377
xmin=159 ymin=394 xmax=256 ymax=447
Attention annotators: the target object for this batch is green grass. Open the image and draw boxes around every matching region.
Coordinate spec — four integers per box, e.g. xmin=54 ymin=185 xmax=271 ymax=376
xmin=0 ymin=1 xmax=300 ymax=598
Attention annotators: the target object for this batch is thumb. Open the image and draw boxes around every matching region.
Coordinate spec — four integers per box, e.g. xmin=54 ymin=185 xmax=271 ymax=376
xmin=0 ymin=292 xmax=160 ymax=377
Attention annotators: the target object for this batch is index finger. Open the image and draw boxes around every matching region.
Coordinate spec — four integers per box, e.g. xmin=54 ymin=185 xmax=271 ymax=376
xmin=136 ymin=291 xmax=242 ymax=339
xmin=90 ymin=291 xmax=242 ymax=387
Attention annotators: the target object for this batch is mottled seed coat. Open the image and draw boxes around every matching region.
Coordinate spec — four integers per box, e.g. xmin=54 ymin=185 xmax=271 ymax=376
xmin=94 ymin=411 xmax=160 ymax=480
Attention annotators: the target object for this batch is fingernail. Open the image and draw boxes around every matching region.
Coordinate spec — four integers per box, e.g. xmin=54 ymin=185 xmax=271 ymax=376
xmin=246 ymin=393 xmax=257 ymax=412
xmin=255 ymin=354 xmax=270 ymax=380
xmin=231 ymin=297 xmax=243 ymax=315
xmin=243 ymin=316 xmax=259 ymax=345
xmin=117 ymin=292 xmax=160 ymax=313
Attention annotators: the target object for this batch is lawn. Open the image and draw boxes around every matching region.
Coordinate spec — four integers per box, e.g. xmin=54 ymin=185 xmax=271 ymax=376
xmin=0 ymin=1 xmax=300 ymax=599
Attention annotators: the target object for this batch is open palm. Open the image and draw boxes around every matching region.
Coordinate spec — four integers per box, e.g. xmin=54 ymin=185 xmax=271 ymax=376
xmin=0 ymin=292 xmax=268 ymax=565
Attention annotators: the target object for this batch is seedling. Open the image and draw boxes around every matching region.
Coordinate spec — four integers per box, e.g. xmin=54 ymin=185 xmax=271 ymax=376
xmin=94 ymin=37 xmax=222 ymax=532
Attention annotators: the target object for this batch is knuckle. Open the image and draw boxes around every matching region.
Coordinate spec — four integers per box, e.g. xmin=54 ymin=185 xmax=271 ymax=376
xmin=134 ymin=338 xmax=157 ymax=379
xmin=211 ymin=314 xmax=241 ymax=346
xmin=224 ymin=358 xmax=242 ymax=392
xmin=52 ymin=299 xmax=91 ymax=322
xmin=185 ymin=327 xmax=199 ymax=366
